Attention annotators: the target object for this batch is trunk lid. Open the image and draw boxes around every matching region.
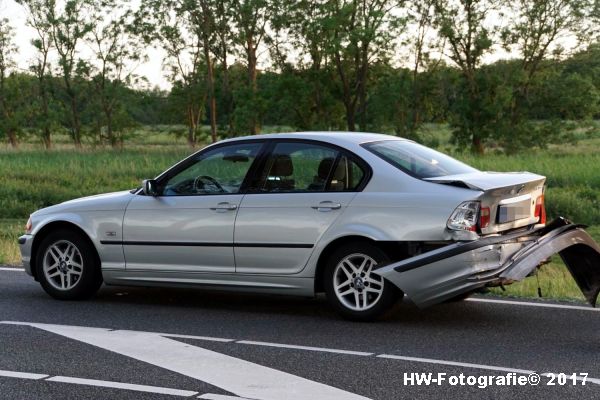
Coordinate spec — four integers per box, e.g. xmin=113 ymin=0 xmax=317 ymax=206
xmin=425 ymin=172 xmax=546 ymax=234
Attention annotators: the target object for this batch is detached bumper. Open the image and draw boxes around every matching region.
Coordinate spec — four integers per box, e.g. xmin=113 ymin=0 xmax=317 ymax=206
xmin=18 ymin=234 xmax=34 ymax=276
xmin=374 ymin=218 xmax=600 ymax=308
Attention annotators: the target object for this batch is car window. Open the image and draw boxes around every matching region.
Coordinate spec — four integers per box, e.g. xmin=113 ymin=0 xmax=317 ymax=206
xmin=362 ymin=140 xmax=478 ymax=179
xmin=254 ymin=142 xmax=365 ymax=193
xmin=162 ymin=143 xmax=262 ymax=196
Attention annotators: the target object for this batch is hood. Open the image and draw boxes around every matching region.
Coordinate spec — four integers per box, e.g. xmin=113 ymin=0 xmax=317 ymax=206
xmin=33 ymin=190 xmax=135 ymax=216
xmin=424 ymin=171 xmax=545 ymax=192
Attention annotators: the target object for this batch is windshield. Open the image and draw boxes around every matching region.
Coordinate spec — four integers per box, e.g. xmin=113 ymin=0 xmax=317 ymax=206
xmin=362 ymin=140 xmax=478 ymax=179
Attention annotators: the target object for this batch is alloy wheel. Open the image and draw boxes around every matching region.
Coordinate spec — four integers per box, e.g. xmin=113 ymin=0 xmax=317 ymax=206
xmin=42 ymin=240 xmax=84 ymax=291
xmin=333 ymin=253 xmax=384 ymax=311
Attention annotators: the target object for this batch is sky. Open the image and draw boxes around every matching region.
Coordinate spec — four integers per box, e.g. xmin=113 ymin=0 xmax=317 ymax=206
xmin=1 ymin=0 xmax=172 ymax=89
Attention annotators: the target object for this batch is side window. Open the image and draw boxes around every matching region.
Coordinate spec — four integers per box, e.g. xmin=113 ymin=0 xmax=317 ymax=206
xmin=254 ymin=142 xmax=366 ymax=193
xmin=162 ymin=143 xmax=262 ymax=196
xmin=328 ymin=155 xmax=366 ymax=192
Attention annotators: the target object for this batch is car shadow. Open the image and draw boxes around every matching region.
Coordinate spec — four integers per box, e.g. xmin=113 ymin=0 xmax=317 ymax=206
xmin=91 ymin=284 xmax=500 ymax=326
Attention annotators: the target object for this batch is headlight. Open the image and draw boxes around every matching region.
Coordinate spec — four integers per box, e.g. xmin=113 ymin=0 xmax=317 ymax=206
xmin=447 ymin=201 xmax=480 ymax=232
xmin=25 ymin=217 xmax=32 ymax=234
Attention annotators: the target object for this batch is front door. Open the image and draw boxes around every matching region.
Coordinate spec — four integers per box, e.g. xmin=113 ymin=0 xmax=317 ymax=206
xmin=234 ymin=140 xmax=368 ymax=274
xmin=123 ymin=142 xmax=264 ymax=272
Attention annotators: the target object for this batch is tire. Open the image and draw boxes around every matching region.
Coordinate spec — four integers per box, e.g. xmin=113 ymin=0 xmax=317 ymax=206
xmin=35 ymin=229 xmax=103 ymax=300
xmin=324 ymin=242 xmax=400 ymax=321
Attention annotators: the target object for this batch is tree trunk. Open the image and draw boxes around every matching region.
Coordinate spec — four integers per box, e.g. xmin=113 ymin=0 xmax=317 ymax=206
xmin=204 ymin=39 xmax=217 ymax=143
xmin=345 ymin=102 xmax=356 ymax=132
xmin=7 ymin=129 xmax=18 ymax=148
xmin=107 ymin=113 xmax=117 ymax=149
xmin=42 ymin=126 xmax=52 ymax=149
xmin=69 ymin=94 xmax=82 ymax=148
xmin=187 ymin=106 xmax=196 ymax=147
xmin=247 ymin=35 xmax=258 ymax=135
xmin=39 ymin=77 xmax=52 ymax=149
xmin=357 ymin=83 xmax=367 ymax=132
xmin=472 ymin=135 xmax=484 ymax=155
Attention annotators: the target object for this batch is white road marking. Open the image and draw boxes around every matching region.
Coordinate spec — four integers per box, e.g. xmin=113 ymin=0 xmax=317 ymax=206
xmin=377 ymin=354 xmax=535 ymax=374
xmin=0 ymin=267 xmax=24 ymax=272
xmin=148 ymin=332 xmax=235 ymax=343
xmin=467 ymin=297 xmax=599 ymax=311
xmin=46 ymin=376 xmax=198 ymax=397
xmin=14 ymin=322 xmax=369 ymax=400
xmin=3 ymin=321 xmax=600 ymax=391
xmin=236 ymin=340 xmax=372 ymax=356
xmin=0 ymin=369 xmax=48 ymax=380
xmin=198 ymin=395 xmax=253 ymax=400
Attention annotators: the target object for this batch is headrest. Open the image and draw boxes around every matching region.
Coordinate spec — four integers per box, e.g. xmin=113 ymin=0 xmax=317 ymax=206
xmin=318 ymin=158 xmax=335 ymax=179
xmin=332 ymin=159 xmax=346 ymax=181
xmin=270 ymin=154 xmax=293 ymax=176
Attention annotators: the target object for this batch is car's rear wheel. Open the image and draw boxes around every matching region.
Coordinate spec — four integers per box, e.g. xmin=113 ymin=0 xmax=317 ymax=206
xmin=35 ymin=229 xmax=103 ymax=300
xmin=324 ymin=242 xmax=400 ymax=321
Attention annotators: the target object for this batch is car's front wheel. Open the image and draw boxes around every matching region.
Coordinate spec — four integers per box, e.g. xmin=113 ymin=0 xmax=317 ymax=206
xmin=324 ymin=242 xmax=400 ymax=321
xmin=35 ymin=229 xmax=103 ymax=300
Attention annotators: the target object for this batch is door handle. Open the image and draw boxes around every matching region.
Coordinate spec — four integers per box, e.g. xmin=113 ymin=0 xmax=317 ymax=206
xmin=210 ymin=202 xmax=238 ymax=211
xmin=311 ymin=201 xmax=342 ymax=211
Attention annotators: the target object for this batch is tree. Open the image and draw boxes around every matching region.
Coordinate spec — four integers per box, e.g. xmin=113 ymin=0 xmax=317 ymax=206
xmin=88 ymin=0 xmax=143 ymax=147
xmin=404 ymin=0 xmax=444 ymax=135
xmin=230 ymin=0 xmax=276 ymax=134
xmin=432 ymin=0 xmax=501 ymax=153
xmin=189 ymin=0 xmax=220 ymax=143
xmin=47 ymin=0 xmax=94 ymax=147
xmin=17 ymin=0 xmax=56 ymax=148
xmin=501 ymin=0 xmax=594 ymax=148
xmin=133 ymin=0 xmax=208 ymax=146
xmin=0 ymin=18 xmax=19 ymax=147
xmin=323 ymin=0 xmax=405 ymax=131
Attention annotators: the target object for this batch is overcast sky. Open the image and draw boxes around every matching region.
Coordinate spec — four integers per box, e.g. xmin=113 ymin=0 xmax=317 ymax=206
xmin=2 ymin=0 xmax=172 ymax=89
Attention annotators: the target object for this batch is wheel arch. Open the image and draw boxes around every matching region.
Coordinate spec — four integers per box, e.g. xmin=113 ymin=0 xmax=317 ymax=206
xmin=30 ymin=220 xmax=100 ymax=280
xmin=314 ymin=235 xmax=409 ymax=293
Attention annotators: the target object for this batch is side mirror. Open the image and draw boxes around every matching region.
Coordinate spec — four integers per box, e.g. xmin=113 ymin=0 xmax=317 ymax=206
xmin=142 ymin=179 xmax=159 ymax=196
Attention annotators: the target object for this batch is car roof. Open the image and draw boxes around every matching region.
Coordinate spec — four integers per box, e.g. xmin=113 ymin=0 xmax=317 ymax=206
xmin=220 ymin=131 xmax=407 ymax=147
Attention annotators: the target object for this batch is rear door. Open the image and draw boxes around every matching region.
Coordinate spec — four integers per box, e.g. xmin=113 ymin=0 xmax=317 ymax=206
xmin=234 ymin=140 xmax=369 ymax=274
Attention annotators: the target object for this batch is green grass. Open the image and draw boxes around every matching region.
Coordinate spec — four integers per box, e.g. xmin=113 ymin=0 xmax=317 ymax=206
xmin=0 ymin=147 xmax=191 ymax=219
xmin=0 ymin=219 xmax=22 ymax=265
xmin=1 ymin=124 xmax=599 ymax=303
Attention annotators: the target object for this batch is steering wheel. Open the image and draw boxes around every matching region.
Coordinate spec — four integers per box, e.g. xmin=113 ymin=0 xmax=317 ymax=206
xmin=193 ymin=175 xmax=226 ymax=193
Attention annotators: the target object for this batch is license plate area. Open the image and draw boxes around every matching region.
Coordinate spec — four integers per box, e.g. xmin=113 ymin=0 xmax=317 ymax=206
xmin=497 ymin=196 xmax=531 ymax=224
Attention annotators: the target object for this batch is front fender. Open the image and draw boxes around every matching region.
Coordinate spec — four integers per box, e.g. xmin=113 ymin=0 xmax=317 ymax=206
xmin=28 ymin=211 xmax=126 ymax=271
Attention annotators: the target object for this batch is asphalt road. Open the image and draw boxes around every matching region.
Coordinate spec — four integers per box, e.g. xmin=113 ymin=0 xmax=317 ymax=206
xmin=1 ymin=265 xmax=599 ymax=400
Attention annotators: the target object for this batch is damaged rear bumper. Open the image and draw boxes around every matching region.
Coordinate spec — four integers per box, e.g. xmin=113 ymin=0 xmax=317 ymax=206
xmin=374 ymin=218 xmax=600 ymax=308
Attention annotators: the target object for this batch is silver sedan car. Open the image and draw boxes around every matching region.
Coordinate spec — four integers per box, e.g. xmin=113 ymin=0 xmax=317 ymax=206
xmin=18 ymin=132 xmax=600 ymax=320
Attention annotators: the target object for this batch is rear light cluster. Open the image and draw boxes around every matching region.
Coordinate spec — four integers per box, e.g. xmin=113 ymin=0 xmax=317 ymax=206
xmin=479 ymin=207 xmax=491 ymax=229
xmin=447 ymin=201 xmax=480 ymax=232
xmin=535 ymin=194 xmax=546 ymax=224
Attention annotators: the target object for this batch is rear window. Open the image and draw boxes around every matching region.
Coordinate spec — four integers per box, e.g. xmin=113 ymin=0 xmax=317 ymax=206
xmin=362 ymin=140 xmax=478 ymax=179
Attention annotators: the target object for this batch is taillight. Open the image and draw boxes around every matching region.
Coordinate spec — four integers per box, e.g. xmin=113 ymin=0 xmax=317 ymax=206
xmin=479 ymin=207 xmax=490 ymax=229
xmin=535 ymin=195 xmax=546 ymax=224
xmin=447 ymin=201 xmax=480 ymax=232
